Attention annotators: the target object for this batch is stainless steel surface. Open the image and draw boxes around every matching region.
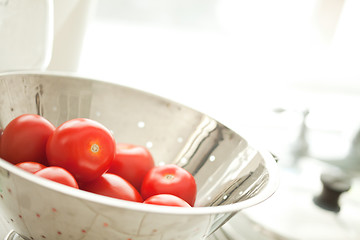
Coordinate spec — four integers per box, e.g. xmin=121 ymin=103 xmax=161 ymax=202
xmin=230 ymin=159 xmax=360 ymax=240
xmin=4 ymin=230 xmax=28 ymax=240
xmin=0 ymin=72 xmax=279 ymax=240
xmin=2 ymin=229 xmax=234 ymax=240
xmin=216 ymin=107 xmax=360 ymax=240
xmin=320 ymin=127 xmax=360 ymax=176
xmin=281 ymin=106 xmax=360 ymax=177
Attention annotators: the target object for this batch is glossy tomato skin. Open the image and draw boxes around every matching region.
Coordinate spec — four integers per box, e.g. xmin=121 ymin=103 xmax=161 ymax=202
xmin=141 ymin=164 xmax=197 ymax=206
xmin=16 ymin=161 xmax=46 ymax=174
xmin=0 ymin=114 xmax=55 ymax=165
xmin=46 ymin=118 xmax=116 ymax=183
xmin=81 ymin=173 xmax=143 ymax=202
xmin=107 ymin=143 xmax=154 ymax=192
xmin=35 ymin=166 xmax=79 ymax=189
xmin=143 ymin=194 xmax=191 ymax=207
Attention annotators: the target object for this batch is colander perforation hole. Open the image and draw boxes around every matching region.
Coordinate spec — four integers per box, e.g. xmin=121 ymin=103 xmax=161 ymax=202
xmin=137 ymin=121 xmax=145 ymax=128
xmin=146 ymin=141 xmax=153 ymax=148
xmin=180 ymin=157 xmax=188 ymax=165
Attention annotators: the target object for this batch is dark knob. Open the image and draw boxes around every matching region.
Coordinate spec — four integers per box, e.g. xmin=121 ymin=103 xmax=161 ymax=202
xmin=313 ymin=170 xmax=351 ymax=213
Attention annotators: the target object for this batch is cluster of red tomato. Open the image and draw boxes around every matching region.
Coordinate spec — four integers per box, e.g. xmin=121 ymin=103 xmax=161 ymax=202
xmin=0 ymin=114 xmax=197 ymax=207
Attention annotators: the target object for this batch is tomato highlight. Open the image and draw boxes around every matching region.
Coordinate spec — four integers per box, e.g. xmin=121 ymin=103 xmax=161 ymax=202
xmin=16 ymin=162 xmax=46 ymax=174
xmin=144 ymin=194 xmax=191 ymax=207
xmin=35 ymin=166 xmax=79 ymax=189
xmin=81 ymin=173 xmax=143 ymax=202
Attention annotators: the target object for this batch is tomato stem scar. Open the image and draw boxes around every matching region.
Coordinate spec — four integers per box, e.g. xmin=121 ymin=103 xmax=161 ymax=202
xmin=164 ymin=174 xmax=175 ymax=180
xmin=91 ymin=143 xmax=99 ymax=153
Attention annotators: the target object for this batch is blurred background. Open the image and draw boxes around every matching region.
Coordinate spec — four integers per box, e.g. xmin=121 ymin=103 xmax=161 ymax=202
xmin=51 ymin=0 xmax=360 ymax=167
xmin=1 ymin=0 xmax=360 ymax=239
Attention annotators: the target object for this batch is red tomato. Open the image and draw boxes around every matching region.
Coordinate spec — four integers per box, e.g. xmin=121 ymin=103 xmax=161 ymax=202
xmin=0 ymin=129 xmax=3 ymax=157
xmin=16 ymin=162 xmax=46 ymax=174
xmin=0 ymin=114 xmax=55 ymax=165
xmin=141 ymin=164 xmax=197 ymax=206
xmin=81 ymin=173 xmax=143 ymax=202
xmin=35 ymin=166 xmax=79 ymax=189
xmin=143 ymin=194 xmax=191 ymax=207
xmin=46 ymin=118 xmax=116 ymax=183
xmin=107 ymin=143 xmax=154 ymax=192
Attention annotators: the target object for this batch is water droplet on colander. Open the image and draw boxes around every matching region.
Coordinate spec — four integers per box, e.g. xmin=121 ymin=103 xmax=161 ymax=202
xmin=95 ymin=111 xmax=101 ymax=117
xmin=177 ymin=137 xmax=183 ymax=143
xmin=223 ymin=195 xmax=228 ymax=200
xmin=209 ymin=155 xmax=216 ymax=162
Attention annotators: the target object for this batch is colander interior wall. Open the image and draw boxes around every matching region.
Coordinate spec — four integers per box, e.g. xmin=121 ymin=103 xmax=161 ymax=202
xmin=0 ymin=72 xmax=279 ymax=240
